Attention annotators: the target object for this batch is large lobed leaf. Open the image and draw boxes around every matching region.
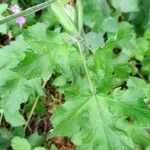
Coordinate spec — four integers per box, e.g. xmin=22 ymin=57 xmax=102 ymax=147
xmin=0 ymin=23 xmax=81 ymax=126
xmin=49 ymin=24 xmax=150 ymax=148
xmin=50 ymin=75 xmax=150 ymax=149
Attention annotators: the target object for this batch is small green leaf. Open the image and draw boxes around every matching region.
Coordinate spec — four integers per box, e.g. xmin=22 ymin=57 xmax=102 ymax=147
xmin=28 ymin=132 xmax=44 ymax=148
xmin=0 ymin=35 xmax=28 ymax=69
xmin=146 ymin=146 xmax=150 ymax=150
xmin=0 ymin=16 xmax=7 ymax=34
xmin=85 ymin=32 xmax=104 ymax=51
xmin=144 ymin=28 xmax=150 ymax=39
xmin=102 ymin=17 xmax=118 ymax=33
xmin=0 ymin=3 xmax=8 ymax=14
xmin=13 ymin=127 xmax=25 ymax=138
xmin=11 ymin=137 xmax=31 ymax=150
xmin=52 ymin=75 xmax=66 ymax=87
xmin=0 ymin=128 xmax=13 ymax=150
xmin=112 ymin=0 xmax=139 ymax=12
xmin=33 ymin=147 xmax=46 ymax=150
xmin=50 ymin=145 xmax=58 ymax=150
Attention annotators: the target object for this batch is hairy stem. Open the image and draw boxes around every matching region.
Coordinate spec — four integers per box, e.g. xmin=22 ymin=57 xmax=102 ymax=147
xmin=77 ymin=40 xmax=104 ymax=120
xmin=77 ymin=41 xmax=96 ymax=96
xmin=24 ymin=81 xmax=47 ymax=130
xmin=0 ymin=0 xmax=57 ymax=25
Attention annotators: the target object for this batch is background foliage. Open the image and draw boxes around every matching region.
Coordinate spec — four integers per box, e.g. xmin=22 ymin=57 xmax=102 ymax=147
xmin=0 ymin=0 xmax=150 ymax=149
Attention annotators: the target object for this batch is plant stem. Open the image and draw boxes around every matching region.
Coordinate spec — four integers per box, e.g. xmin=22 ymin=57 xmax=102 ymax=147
xmin=0 ymin=0 xmax=57 ymax=25
xmin=24 ymin=81 xmax=47 ymax=130
xmin=77 ymin=41 xmax=104 ymax=118
xmin=76 ymin=41 xmax=96 ymax=96
xmin=0 ymin=112 xmax=3 ymax=126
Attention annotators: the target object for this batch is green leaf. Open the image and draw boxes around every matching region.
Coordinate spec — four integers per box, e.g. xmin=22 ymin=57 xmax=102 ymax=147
xmin=0 ymin=69 xmax=43 ymax=126
xmin=83 ymin=0 xmax=106 ymax=32
xmin=110 ymin=88 xmax=150 ymax=126
xmin=0 ymin=4 xmax=8 ymax=33
xmin=21 ymin=23 xmax=81 ymax=79
xmin=98 ymin=0 xmax=110 ymax=17
xmin=51 ymin=88 xmax=149 ymax=149
xmin=33 ymin=147 xmax=46 ymax=150
xmin=102 ymin=17 xmax=119 ymax=33
xmin=50 ymin=87 xmax=134 ymax=149
xmin=0 ymin=16 xmax=7 ymax=34
xmin=141 ymin=55 xmax=150 ymax=76
xmin=13 ymin=126 xmax=25 ymax=138
xmin=0 ymin=128 xmax=13 ymax=150
xmin=0 ymin=3 xmax=8 ymax=14
xmin=0 ymin=36 xmax=28 ymax=69
xmin=132 ymin=37 xmax=149 ymax=60
xmin=50 ymin=145 xmax=58 ymax=150
xmin=51 ymin=2 xmax=79 ymax=36
xmin=144 ymin=28 xmax=150 ymax=39
xmin=11 ymin=136 xmax=31 ymax=150
xmin=50 ymin=73 xmax=150 ymax=149
xmin=2 ymin=77 xmax=43 ymax=126
xmin=52 ymin=75 xmax=66 ymax=87
xmin=146 ymin=146 xmax=150 ymax=150
xmin=0 ymin=1 xmax=150 ymax=149
xmin=14 ymin=51 xmax=54 ymax=81
xmin=64 ymin=4 xmax=77 ymax=25
xmin=40 ymin=7 xmax=58 ymax=27
xmin=85 ymin=32 xmax=104 ymax=51
xmin=0 ymin=22 xmax=81 ymax=126
xmin=127 ymin=77 xmax=150 ymax=101
xmin=111 ymin=0 xmax=139 ymax=13
xmin=28 ymin=132 xmax=44 ymax=148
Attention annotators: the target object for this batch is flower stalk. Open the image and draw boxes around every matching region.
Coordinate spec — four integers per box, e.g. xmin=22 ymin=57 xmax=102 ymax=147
xmin=0 ymin=0 xmax=57 ymax=25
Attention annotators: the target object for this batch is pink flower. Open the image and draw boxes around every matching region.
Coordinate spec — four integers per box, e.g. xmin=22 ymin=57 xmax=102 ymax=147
xmin=10 ymin=4 xmax=26 ymax=27
xmin=10 ymin=4 xmax=20 ymax=14
xmin=16 ymin=16 xmax=26 ymax=27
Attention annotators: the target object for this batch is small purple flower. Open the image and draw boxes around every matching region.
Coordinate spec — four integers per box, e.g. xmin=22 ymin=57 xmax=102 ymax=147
xmin=16 ymin=16 xmax=26 ymax=27
xmin=10 ymin=4 xmax=20 ymax=14
xmin=10 ymin=4 xmax=26 ymax=27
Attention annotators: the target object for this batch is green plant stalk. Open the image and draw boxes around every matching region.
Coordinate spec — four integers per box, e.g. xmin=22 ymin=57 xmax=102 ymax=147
xmin=76 ymin=41 xmax=96 ymax=95
xmin=0 ymin=112 xmax=3 ymax=126
xmin=76 ymin=41 xmax=105 ymax=137
xmin=0 ymin=0 xmax=57 ymax=25
xmin=51 ymin=0 xmax=102 ymax=112
xmin=76 ymin=0 xmax=83 ymax=34
xmin=76 ymin=41 xmax=103 ymax=109
xmin=24 ymin=81 xmax=47 ymax=130
xmin=76 ymin=0 xmax=104 ymax=119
